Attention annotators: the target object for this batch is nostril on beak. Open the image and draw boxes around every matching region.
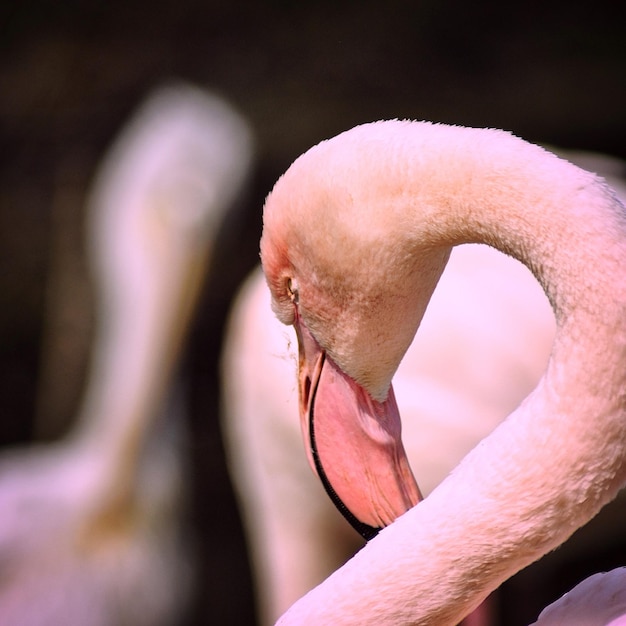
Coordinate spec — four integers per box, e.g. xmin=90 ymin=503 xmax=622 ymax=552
xmin=301 ymin=375 xmax=311 ymax=410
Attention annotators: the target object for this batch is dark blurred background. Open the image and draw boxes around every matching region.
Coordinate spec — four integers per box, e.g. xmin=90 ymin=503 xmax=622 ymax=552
xmin=1 ymin=1 xmax=625 ymax=624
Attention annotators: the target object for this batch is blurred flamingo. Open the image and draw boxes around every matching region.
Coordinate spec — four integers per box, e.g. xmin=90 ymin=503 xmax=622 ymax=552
xmin=0 ymin=83 xmax=252 ymax=625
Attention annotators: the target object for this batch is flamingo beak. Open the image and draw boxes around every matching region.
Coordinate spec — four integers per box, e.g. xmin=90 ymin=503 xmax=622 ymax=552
xmin=294 ymin=314 xmax=422 ymax=540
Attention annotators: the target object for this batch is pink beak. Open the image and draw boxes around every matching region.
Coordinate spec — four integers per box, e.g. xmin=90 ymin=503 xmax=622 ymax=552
xmin=295 ymin=314 xmax=422 ymax=540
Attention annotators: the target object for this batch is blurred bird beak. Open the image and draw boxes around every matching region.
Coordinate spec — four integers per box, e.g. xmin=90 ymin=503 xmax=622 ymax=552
xmin=294 ymin=313 xmax=422 ymax=540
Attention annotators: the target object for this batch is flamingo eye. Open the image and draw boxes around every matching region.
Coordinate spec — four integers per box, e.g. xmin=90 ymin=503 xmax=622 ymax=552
xmin=287 ymin=277 xmax=299 ymax=304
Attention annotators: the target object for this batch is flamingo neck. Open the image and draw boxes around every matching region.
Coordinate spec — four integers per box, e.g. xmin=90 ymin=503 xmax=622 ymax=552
xmin=71 ymin=243 xmax=208 ymax=497
xmin=405 ymin=136 xmax=626 ymax=620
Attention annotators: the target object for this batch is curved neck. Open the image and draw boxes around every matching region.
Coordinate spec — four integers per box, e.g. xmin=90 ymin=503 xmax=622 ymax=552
xmin=379 ymin=121 xmax=626 ymax=549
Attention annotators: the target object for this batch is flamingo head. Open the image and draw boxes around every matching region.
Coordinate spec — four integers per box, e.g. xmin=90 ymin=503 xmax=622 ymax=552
xmin=260 ymin=126 xmax=451 ymax=538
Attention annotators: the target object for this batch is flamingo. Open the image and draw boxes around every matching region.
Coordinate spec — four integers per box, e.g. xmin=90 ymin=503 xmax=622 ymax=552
xmin=0 ymin=83 xmax=252 ymax=624
xmin=259 ymin=120 xmax=626 ymax=624
xmin=531 ymin=567 xmax=626 ymax=625
xmin=222 ymin=148 xmax=626 ymax=625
